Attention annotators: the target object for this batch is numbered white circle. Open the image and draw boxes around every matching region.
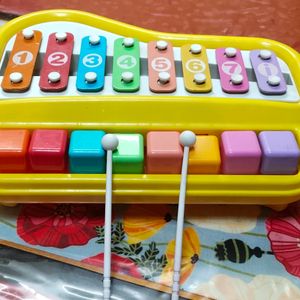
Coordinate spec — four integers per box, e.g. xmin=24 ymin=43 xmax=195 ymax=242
xmin=151 ymin=57 xmax=171 ymax=72
xmin=83 ymin=54 xmax=102 ymax=68
xmin=221 ymin=61 xmax=242 ymax=75
xmin=48 ymin=52 xmax=68 ymax=66
xmin=185 ymin=59 xmax=206 ymax=73
xmin=12 ymin=51 xmax=33 ymax=65
xmin=117 ymin=55 xmax=137 ymax=69
xmin=257 ymin=63 xmax=278 ymax=77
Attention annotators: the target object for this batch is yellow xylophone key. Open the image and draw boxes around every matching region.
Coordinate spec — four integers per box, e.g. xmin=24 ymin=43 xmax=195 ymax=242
xmin=181 ymin=44 xmax=212 ymax=93
xmin=2 ymin=29 xmax=42 ymax=92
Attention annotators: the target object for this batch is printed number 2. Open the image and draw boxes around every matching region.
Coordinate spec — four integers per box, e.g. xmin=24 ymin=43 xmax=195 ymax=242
xmin=48 ymin=52 xmax=68 ymax=66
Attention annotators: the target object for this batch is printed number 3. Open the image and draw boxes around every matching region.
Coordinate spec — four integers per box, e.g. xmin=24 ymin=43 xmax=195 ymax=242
xmin=83 ymin=54 xmax=102 ymax=68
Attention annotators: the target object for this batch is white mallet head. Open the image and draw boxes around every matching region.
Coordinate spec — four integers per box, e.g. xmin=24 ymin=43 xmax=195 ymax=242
xmin=102 ymin=134 xmax=119 ymax=151
xmin=179 ymin=131 xmax=196 ymax=147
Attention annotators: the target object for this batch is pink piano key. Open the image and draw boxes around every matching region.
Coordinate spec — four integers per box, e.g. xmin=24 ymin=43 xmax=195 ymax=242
xmin=221 ymin=131 xmax=262 ymax=174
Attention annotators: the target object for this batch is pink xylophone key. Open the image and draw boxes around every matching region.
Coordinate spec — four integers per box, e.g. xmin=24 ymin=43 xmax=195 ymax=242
xmin=216 ymin=48 xmax=249 ymax=94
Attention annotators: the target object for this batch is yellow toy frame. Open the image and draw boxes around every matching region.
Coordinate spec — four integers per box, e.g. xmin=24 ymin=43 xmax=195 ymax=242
xmin=0 ymin=9 xmax=299 ymax=205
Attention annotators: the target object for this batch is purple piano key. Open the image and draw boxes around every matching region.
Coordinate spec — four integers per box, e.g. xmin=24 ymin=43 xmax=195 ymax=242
xmin=258 ymin=131 xmax=300 ymax=174
xmin=250 ymin=50 xmax=287 ymax=95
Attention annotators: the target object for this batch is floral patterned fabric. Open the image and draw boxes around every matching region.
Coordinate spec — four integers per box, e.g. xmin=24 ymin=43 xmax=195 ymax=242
xmin=0 ymin=202 xmax=300 ymax=299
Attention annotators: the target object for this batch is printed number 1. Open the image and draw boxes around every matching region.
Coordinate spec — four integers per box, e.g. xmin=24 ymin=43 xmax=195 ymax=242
xmin=12 ymin=51 xmax=33 ymax=65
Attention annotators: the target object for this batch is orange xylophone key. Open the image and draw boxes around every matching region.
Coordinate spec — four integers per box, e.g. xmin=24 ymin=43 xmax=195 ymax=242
xmin=2 ymin=29 xmax=42 ymax=92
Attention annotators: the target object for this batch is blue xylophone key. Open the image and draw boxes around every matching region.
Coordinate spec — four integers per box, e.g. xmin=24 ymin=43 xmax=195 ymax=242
xmin=76 ymin=35 xmax=107 ymax=92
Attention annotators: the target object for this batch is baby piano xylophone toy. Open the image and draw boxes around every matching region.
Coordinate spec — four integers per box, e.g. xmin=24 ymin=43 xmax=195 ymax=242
xmin=0 ymin=9 xmax=299 ymax=205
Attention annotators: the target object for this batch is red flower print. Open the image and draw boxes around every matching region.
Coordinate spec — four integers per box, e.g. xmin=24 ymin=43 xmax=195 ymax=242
xmin=82 ymin=253 xmax=142 ymax=279
xmin=17 ymin=204 xmax=105 ymax=248
xmin=266 ymin=202 xmax=300 ymax=278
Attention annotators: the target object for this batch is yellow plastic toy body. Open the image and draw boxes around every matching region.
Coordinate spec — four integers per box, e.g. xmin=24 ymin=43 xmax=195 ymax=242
xmin=0 ymin=10 xmax=299 ymax=205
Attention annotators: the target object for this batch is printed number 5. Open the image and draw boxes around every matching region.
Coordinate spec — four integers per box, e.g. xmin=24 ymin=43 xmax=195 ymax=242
xmin=151 ymin=57 xmax=171 ymax=72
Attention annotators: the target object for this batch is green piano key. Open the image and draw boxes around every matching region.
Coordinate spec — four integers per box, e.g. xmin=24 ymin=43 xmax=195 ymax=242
xmin=112 ymin=37 xmax=140 ymax=92
xmin=112 ymin=134 xmax=144 ymax=173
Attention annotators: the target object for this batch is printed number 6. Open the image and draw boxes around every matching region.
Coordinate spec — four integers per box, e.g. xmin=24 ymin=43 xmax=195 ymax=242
xmin=185 ymin=59 xmax=206 ymax=73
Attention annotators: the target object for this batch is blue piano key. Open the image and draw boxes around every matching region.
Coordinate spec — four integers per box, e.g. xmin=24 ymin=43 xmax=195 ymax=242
xmin=76 ymin=36 xmax=107 ymax=92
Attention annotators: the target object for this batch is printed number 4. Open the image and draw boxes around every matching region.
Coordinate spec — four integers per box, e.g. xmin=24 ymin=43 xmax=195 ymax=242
xmin=117 ymin=55 xmax=137 ymax=69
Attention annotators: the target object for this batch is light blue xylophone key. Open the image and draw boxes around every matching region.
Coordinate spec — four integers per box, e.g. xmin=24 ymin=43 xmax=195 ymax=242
xmin=76 ymin=35 xmax=107 ymax=92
